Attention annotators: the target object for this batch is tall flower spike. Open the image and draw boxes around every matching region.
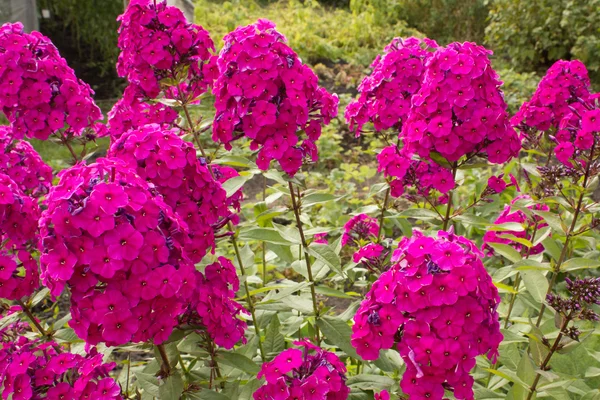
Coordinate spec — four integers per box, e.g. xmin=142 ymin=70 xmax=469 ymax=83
xmin=0 ymin=22 xmax=103 ymax=140
xmin=212 ymin=19 xmax=338 ymax=176
xmin=117 ymin=0 xmax=216 ymax=101
xmin=351 ymin=230 xmax=502 ymax=400
xmin=39 ymin=158 xmax=195 ymax=346
xmin=401 ymin=42 xmax=520 ymax=165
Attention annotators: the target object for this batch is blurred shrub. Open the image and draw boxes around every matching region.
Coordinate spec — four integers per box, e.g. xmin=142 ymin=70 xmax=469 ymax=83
xmin=195 ymin=0 xmax=422 ymax=67
xmin=496 ymin=68 xmax=540 ymax=113
xmin=350 ymin=0 xmax=488 ymax=45
xmin=486 ymin=0 xmax=600 ymax=83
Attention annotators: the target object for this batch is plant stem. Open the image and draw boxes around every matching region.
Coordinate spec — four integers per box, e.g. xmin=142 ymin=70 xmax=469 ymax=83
xmin=536 ymin=143 xmax=594 ymax=326
xmin=262 ymin=175 xmax=267 ymax=286
xmin=58 ymin=131 xmax=79 ymax=163
xmin=156 ymin=344 xmax=171 ymax=376
xmin=526 ymin=313 xmax=572 ymax=400
xmin=377 ymin=187 xmax=390 ymax=243
xmin=441 ymin=163 xmax=458 ymax=231
xmin=16 ymin=299 xmax=48 ymax=337
xmin=228 ymin=221 xmax=266 ymax=362
xmin=288 ymin=181 xmax=321 ymax=345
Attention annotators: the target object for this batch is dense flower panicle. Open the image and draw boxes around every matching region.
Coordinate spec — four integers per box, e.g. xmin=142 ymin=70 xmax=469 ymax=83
xmin=483 ymin=195 xmax=548 ymax=256
xmin=106 ymin=85 xmax=179 ymax=139
xmin=345 ymin=37 xmax=432 ymax=135
xmin=254 ymin=340 xmax=350 ymax=400
xmin=0 ymin=320 xmax=121 ymax=399
xmin=0 ymin=173 xmax=40 ymax=301
xmin=38 ymin=157 xmax=196 ymax=346
xmin=0 ymin=22 xmax=102 ymax=140
xmin=187 ymin=257 xmax=248 ymax=348
xmin=108 ymin=124 xmax=231 ymax=262
xmin=512 ymin=60 xmax=592 ymax=134
xmin=351 ymin=230 xmax=502 ymax=400
xmin=0 ymin=126 xmax=52 ymax=197
xmin=117 ymin=0 xmax=216 ymax=100
xmin=341 ymin=213 xmax=379 ymax=247
xmin=401 ymin=42 xmax=520 ymax=165
xmin=212 ymin=19 xmax=339 ymax=176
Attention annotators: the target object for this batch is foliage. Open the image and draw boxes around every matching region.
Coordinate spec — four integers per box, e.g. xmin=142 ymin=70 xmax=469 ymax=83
xmin=1 ymin=1 xmax=600 ymax=399
xmin=486 ymin=0 xmax=600 ymax=83
xmin=195 ymin=0 xmax=421 ymax=66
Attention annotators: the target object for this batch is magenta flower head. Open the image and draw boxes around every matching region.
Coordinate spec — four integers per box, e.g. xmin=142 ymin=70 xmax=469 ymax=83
xmin=0 ymin=126 xmax=53 ymax=197
xmin=38 ymin=157 xmax=196 ymax=346
xmin=0 ymin=322 xmax=121 ymax=399
xmin=109 ymin=124 xmax=232 ymax=262
xmin=117 ymin=0 xmax=216 ymax=101
xmin=212 ymin=19 xmax=339 ymax=176
xmin=0 ymin=22 xmax=103 ymax=140
xmin=254 ymin=340 xmax=350 ymax=400
xmin=401 ymin=42 xmax=520 ymax=166
xmin=351 ymin=230 xmax=502 ymax=400
xmin=345 ymin=37 xmax=433 ymax=136
xmin=483 ymin=195 xmax=549 ymax=256
xmin=341 ymin=213 xmax=380 ymax=247
xmin=512 ymin=60 xmax=591 ymax=134
xmin=0 ymin=173 xmax=40 ymax=300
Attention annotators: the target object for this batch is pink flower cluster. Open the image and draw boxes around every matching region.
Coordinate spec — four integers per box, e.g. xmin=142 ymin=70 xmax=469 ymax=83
xmin=483 ymin=195 xmax=548 ymax=256
xmin=401 ymin=42 xmax=519 ymax=165
xmin=0 ymin=22 xmax=102 ymax=140
xmin=254 ymin=340 xmax=350 ymax=400
xmin=375 ymin=391 xmax=390 ymax=400
xmin=38 ymin=158 xmax=196 ymax=346
xmin=106 ymin=85 xmax=178 ymax=139
xmin=117 ymin=0 xmax=216 ymax=100
xmin=378 ymin=151 xmax=455 ymax=198
xmin=186 ymin=257 xmax=248 ymax=348
xmin=212 ymin=19 xmax=338 ymax=176
xmin=351 ymin=230 xmax=502 ymax=400
xmin=552 ymin=100 xmax=599 ymax=167
xmin=213 ymin=164 xmax=244 ymax=213
xmin=512 ymin=60 xmax=591 ymax=133
xmin=0 ymin=319 xmax=121 ymax=399
xmin=0 ymin=173 xmax=40 ymax=300
xmin=0 ymin=126 xmax=52 ymax=197
xmin=108 ymin=124 xmax=230 ymax=262
xmin=341 ymin=213 xmax=379 ymax=247
xmin=345 ymin=37 xmax=432 ymax=135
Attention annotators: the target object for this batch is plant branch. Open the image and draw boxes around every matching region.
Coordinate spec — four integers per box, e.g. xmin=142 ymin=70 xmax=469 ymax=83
xmin=228 ymin=221 xmax=266 ymax=362
xmin=58 ymin=131 xmax=79 ymax=163
xmin=16 ymin=299 xmax=48 ymax=337
xmin=442 ymin=163 xmax=458 ymax=231
xmin=377 ymin=187 xmax=390 ymax=243
xmin=288 ymin=181 xmax=321 ymax=345
xmin=156 ymin=344 xmax=171 ymax=376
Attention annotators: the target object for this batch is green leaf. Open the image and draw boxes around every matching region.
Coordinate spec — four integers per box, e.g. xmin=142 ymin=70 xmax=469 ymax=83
xmin=213 ymin=155 xmax=256 ymax=168
xmin=317 ymin=315 xmax=361 ymax=360
xmin=186 ymin=390 xmax=231 ymax=400
xmin=159 ymin=373 xmax=184 ymax=400
xmin=222 ymin=175 xmax=251 ymax=197
xmin=488 ymin=243 xmax=522 ymax=263
xmin=513 ymin=259 xmax=552 ymax=271
xmin=562 ymin=258 xmax=600 ymax=271
xmin=307 ymin=243 xmax=344 ymax=276
xmin=533 ymin=210 xmax=566 ymax=234
xmin=315 ymin=286 xmax=355 ymax=299
xmin=134 ymin=371 xmax=160 ymax=396
xmin=216 ymin=351 xmax=260 ymax=375
xmin=263 ymin=316 xmax=285 ymax=357
xmin=521 ymin=270 xmax=549 ymax=304
xmin=542 ymin=237 xmax=562 ymax=261
xmin=346 ymin=374 xmax=395 ymax=391
xmin=400 ymin=208 xmax=441 ymax=220
xmin=239 ymin=228 xmax=294 ymax=246
xmin=302 ymin=193 xmax=338 ymax=207
xmin=490 ymin=222 xmax=526 ymax=232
